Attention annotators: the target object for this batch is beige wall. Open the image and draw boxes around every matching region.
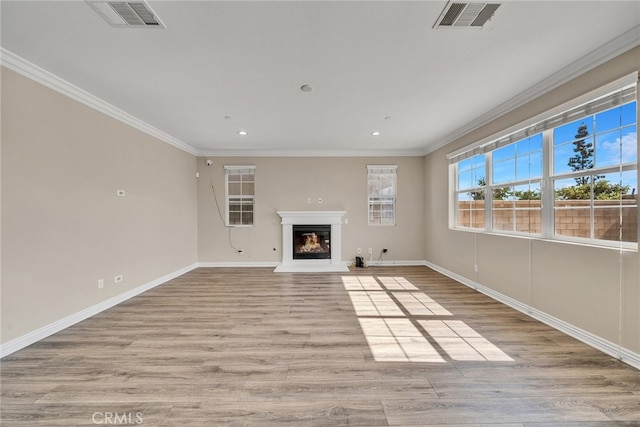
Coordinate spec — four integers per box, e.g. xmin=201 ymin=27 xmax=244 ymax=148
xmin=197 ymin=156 xmax=425 ymax=264
xmin=1 ymin=68 xmax=198 ymax=344
xmin=424 ymin=47 xmax=640 ymax=353
xmin=2 ymin=45 xmax=639 ymax=360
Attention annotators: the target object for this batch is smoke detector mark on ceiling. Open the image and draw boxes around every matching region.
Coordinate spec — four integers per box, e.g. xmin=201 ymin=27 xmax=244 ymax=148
xmin=434 ymin=2 xmax=501 ymax=28
xmin=87 ymin=1 xmax=165 ymax=28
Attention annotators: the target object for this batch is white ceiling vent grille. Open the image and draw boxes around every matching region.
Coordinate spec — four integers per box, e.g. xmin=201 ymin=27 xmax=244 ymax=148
xmin=434 ymin=2 xmax=500 ymax=28
xmin=87 ymin=1 xmax=165 ymax=28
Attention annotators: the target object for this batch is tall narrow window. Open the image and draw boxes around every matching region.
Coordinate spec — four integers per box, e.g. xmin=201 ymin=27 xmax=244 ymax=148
xmin=368 ymin=165 xmax=397 ymax=225
xmin=225 ymin=165 xmax=255 ymax=226
xmin=490 ymin=134 xmax=542 ymax=234
xmin=455 ymin=154 xmax=486 ymax=229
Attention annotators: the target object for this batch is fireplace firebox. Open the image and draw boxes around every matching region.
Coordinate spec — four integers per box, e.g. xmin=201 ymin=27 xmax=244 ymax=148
xmin=292 ymin=225 xmax=331 ymax=259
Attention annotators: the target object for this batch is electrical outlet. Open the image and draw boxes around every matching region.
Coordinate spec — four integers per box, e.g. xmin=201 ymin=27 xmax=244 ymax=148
xmin=98 ymin=279 xmax=104 ymax=289
xmin=368 ymin=248 xmax=372 ymax=254
xmin=238 ymin=249 xmax=244 ymax=255
xmin=357 ymin=248 xmax=361 ymax=254
xmin=116 ymin=190 xmax=125 ymax=197
xmin=114 ymin=275 xmax=123 ymax=283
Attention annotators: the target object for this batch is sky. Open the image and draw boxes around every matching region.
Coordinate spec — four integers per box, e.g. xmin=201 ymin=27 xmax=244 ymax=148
xmin=457 ymin=101 xmax=638 ymax=198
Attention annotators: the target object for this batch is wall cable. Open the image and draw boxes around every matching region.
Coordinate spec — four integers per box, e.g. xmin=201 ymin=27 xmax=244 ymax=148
xmin=206 ymin=160 xmax=242 ymax=253
xmin=617 ymin=146 xmax=624 ymax=361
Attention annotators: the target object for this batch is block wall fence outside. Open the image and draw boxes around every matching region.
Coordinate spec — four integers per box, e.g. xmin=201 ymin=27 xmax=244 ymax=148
xmin=457 ymin=197 xmax=638 ymax=241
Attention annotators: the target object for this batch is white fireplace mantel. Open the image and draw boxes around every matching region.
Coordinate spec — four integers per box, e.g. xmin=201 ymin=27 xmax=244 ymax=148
xmin=274 ymin=211 xmax=348 ymax=272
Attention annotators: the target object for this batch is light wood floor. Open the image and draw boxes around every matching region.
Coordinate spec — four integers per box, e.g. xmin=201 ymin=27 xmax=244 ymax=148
xmin=2 ymin=266 xmax=640 ymax=426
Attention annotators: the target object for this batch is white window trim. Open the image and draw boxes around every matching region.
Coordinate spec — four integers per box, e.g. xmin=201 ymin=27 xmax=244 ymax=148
xmin=452 ymin=155 xmax=486 ymax=231
xmin=449 ymin=73 xmax=638 ymax=250
xmin=367 ymin=165 xmax=397 ymax=226
xmin=224 ymin=165 xmax=255 ymax=227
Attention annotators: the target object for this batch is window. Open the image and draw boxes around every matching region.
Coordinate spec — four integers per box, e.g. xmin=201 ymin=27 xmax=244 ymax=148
xmin=552 ymin=102 xmax=637 ymax=242
xmin=368 ymin=165 xmax=397 ymax=225
xmin=455 ymin=154 xmax=486 ymax=229
xmin=490 ymin=134 xmax=543 ymax=234
xmin=449 ymin=74 xmax=637 ymax=248
xmin=225 ymin=165 xmax=255 ymax=226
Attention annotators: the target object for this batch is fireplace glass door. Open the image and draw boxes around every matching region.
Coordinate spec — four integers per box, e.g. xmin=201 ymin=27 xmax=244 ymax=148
xmin=292 ymin=225 xmax=331 ymax=259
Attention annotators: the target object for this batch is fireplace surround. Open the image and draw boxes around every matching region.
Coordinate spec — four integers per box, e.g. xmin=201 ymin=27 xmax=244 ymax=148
xmin=275 ymin=211 xmax=348 ymax=272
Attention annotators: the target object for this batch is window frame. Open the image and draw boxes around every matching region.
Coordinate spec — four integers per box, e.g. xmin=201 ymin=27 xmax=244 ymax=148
xmin=453 ymin=154 xmax=487 ymax=230
xmin=487 ymin=133 xmax=544 ymax=236
xmin=449 ymin=74 xmax=638 ymax=250
xmin=224 ymin=165 xmax=255 ymax=227
xmin=367 ymin=165 xmax=397 ymax=226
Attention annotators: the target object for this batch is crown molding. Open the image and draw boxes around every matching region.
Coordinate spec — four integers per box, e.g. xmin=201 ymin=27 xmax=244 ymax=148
xmin=4 ymin=21 xmax=637 ymax=160
xmin=196 ymin=148 xmax=426 ymax=157
xmin=0 ymin=48 xmax=423 ymax=159
xmin=422 ymin=24 xmax=640 ymax=156
xmin=0 ymin=48 xmax=200 ymax=156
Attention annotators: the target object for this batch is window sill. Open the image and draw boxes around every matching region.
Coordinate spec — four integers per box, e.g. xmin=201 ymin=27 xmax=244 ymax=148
xmin=450 ymin=227 xmax=638 ymax=252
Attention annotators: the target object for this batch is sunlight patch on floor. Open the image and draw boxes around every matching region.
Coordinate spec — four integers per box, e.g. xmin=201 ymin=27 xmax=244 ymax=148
xmin=341 ymin=276 xmax=383 ymax=290
xmin=348 ymin=291 xmax=404 ymax=316
xmin=343 ymin=276 xmax=513 ymax=363
xmin=358 ymin=318 xmax=445 ymax=362
xmin=392 ymin=292 xmax=452 ymax=316
xmin=419 ymin=320 xmax=513 ymax=362
xmin=377 ymin=276 xmax=419 ymax=290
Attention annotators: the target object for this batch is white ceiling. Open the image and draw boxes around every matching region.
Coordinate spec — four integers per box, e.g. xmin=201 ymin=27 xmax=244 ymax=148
xmin=2 ymin=1 xmax=639 ymax=156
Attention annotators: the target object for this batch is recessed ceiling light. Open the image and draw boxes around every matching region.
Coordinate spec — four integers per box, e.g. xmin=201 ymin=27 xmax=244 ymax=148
xmin=300 ymin=84 xmax=313 ymax=92
xmin=238 ymin=131 xmax=248 ymax=136
xmin=371 ymin=131 xmax=381 ymax=136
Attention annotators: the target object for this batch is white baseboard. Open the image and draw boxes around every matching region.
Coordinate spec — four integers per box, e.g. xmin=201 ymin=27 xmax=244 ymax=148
xmin=198 ymin=261 xmax=279 ymax=268
xmin=0 ymin=263 xmax=199 ymax=358
xmin=423 ymin=260 xmax=640 ymax=371
xmin=198 ymin=260 xmax=425 ymax=272
xmin=362 ymin=259 xmax=428 ymax=267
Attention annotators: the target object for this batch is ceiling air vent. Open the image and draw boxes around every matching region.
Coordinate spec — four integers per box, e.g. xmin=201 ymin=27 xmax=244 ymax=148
xmin=87 ymin=1 xmax=165 ymax=28
xmin=434 ymin=2 xmax=500 ymax=28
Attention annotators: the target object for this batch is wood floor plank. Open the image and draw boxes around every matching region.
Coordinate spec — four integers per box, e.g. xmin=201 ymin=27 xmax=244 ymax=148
xmin=0 ymin=403 xmax=172 ymax=426
xmin=2 ymin=266 xmax=640 ymax=426
xmin=381 ymin=396 xmax=613 ymax=424
xmin=238 ymin=379 xmax=438 ymax=402
xmin=163 ymin=400 xmax=388 ymax=426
